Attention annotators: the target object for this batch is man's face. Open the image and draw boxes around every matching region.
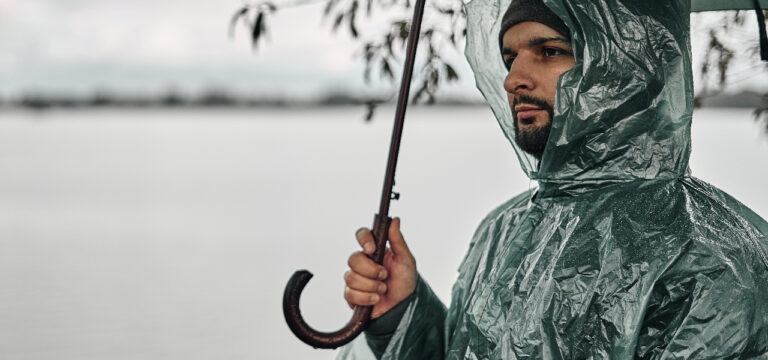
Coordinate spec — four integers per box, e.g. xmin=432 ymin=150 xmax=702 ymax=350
xmin=501 ymin=21 xmax=574 ymax=159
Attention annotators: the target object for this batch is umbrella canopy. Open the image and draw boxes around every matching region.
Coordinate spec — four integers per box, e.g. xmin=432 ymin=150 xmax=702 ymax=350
xmin=692 ymin=0 xmax=768 ymax=12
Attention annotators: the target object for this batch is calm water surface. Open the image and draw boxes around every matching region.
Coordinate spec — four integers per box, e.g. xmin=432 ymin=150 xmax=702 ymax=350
xmin=0 ymin=107 xmax=765 ymax=359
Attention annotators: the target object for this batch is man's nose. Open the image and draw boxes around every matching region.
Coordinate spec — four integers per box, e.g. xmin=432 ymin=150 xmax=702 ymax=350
xmin=503 ymin=54 xmax=536 ymax=94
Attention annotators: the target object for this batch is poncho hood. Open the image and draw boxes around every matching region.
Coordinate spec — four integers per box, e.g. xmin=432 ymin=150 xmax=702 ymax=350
xmin=465 ymin=0 xmax=693 ymax=197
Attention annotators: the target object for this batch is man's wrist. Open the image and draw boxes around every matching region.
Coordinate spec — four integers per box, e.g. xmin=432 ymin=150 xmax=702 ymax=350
xmin=366 ymin=291 xmax=415 ymax=336
xmin=364 ymin=291 xmax=416 ymax=359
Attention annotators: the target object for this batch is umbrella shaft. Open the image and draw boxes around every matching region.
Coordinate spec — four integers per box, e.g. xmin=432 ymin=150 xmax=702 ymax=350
xmin=378 ymin=0 xmax=427 ymax=217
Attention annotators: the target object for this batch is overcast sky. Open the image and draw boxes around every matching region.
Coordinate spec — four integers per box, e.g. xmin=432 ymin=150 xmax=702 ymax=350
xmin=0 ymin=0 xmax=765 ymax=99
xmin=0 ymin=0 xmax=479 ymax=99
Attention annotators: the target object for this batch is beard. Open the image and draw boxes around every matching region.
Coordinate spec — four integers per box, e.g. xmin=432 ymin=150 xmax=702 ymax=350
xmin=512 ymin=94 xmax=554 ymax=160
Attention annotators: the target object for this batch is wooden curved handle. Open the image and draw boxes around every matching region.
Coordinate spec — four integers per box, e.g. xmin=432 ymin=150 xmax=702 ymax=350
xmin=282 ymin=270 xmax=372 ymax=349
xmin=282 ymin=216 xmax=391 ymax=349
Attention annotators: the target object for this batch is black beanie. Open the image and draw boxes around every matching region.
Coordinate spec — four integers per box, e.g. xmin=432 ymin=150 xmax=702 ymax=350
xmin=498 ymin=0 xmax=570 ymax=51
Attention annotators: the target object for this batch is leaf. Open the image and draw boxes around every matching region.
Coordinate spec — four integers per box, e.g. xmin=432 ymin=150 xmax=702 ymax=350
xmin=445 ymin=63 xmax=459 ymax=81
xmin=398 ymin=21 xmax=410 ymax=43
xmin=349 ymin=3 xmax=358 ymax=38
xmin=732 ymin=11 xmax=744 ymax=26
xmin=323 ymin=0 xmax=336 ymax=17
xmin=229 ymin=7 xmax=249 ymax=39
xmin=350 ymin=19 xmax=358 ymax=38
xmin=717 ymin=52 xmax=733 ymax=86
xmin=385 ymin=33 xmax=394 ymax=55
xmin=333 ymin=13 xmax=345 ymax=32
xmin=364 ymin=101 xmax=377 ymax=122
xmin=430 ymin=69 xmax=439 ymax=86
xmin=252 ymin=12 xmax=265 ymax=49
xmin=412 ymin=82 xmax=427 ymax=104
xmin=381 ymin=59 xmax=394 ymax=81
xmin=363 ymin=42 xmax=374 ymax=62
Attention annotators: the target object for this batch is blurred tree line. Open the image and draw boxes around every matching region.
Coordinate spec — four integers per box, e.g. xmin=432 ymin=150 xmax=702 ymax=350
xmin=231 ymin=0 xmax=768 ymax=130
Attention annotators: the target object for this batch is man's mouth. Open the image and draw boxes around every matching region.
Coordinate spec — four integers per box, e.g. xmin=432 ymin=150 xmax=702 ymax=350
xmin=514 ymin=105 xmax=543 ymax=122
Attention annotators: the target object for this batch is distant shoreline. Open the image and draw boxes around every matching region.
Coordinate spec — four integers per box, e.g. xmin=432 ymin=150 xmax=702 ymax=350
xmin=0 ymin=91 xmax=486 ymax=111
xmin=0 ymin=90 xmax=764 ymax=111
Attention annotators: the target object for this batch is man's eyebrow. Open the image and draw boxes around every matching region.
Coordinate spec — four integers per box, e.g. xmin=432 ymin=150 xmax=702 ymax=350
xmin=502 ymin=36 xmax=571 ymax=55
xmin=528 ymin=36 xmax=570 ymax=47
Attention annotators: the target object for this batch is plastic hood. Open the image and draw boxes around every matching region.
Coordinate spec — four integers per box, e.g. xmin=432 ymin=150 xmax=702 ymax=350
xmin=465 ymin=0 xmax=693 ymax=197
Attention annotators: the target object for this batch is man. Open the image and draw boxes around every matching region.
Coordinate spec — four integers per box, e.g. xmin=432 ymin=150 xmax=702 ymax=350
xmin=339 ymin=0 xmax=768 ymax=358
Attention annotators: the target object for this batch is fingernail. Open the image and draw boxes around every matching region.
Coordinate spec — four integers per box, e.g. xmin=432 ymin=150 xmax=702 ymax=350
xmin=378 ymin=269 xmax=387 ymax=280
xmin=370 ymin=294 xmax=379 ymax=303
xmin=378 ymin=284 xmax=386 ymax=293
xmin=364 ymin=242 xmax=374 ymax=253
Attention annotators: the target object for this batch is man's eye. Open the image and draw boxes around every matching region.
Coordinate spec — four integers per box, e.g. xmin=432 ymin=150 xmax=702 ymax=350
xmin=543 ymin=47 xmax=565 ymax=57
xmin=504 ymin=56 xmax=516 ymax=70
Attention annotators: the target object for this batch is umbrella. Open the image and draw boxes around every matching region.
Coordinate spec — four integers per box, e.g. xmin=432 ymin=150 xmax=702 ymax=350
xmin=282 ymin=0 xmax=428 ymax=349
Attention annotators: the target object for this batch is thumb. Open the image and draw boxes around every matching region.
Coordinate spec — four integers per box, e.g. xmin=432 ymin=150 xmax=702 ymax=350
xmin=388 ymin=217 xmax=411 ymax=258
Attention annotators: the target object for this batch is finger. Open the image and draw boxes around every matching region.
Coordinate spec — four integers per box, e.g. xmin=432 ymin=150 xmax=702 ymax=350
xmin=348 ymin=252 xmax=388 ymax=280
xmin=388 ymin=217 xmax=412 ymax=258
xmin=345 ymin=270 xmax=387 ymax=293
xmin=345 ymin=286 xmax=380 ymax=306
xmin=355 ymin=227 xmax=375 ymax=255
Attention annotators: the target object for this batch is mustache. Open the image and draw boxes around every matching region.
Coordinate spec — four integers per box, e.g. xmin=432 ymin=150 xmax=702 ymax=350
xmin=512 ymin=94 xmax=553 ymax=114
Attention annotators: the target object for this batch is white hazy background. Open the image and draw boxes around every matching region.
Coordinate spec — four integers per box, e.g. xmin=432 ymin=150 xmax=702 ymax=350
xmin=1 ymin=107 xmax=766 ymax=360
xmin=1 ymin=0 xmax=768 ymax=359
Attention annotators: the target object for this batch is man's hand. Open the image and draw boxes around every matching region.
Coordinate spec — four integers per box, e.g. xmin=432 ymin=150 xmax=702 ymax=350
xmin=344 ymin=217 xmax=417 ymax=319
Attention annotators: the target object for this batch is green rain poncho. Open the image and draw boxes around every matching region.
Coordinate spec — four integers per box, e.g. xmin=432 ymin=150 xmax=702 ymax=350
xmin=338 ymin=0 xmax=768 ymax=358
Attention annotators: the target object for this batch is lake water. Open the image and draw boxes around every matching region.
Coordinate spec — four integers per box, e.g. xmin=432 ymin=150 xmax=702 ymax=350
xmin=0 ymin=107 xmax=766 ymax=359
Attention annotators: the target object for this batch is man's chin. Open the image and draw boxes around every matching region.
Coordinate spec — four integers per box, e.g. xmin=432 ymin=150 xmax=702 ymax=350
xmin=515 ymin=137 xmax=546 ymax=160
xmin=513 ymin=115 xmax=551 ymax=160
